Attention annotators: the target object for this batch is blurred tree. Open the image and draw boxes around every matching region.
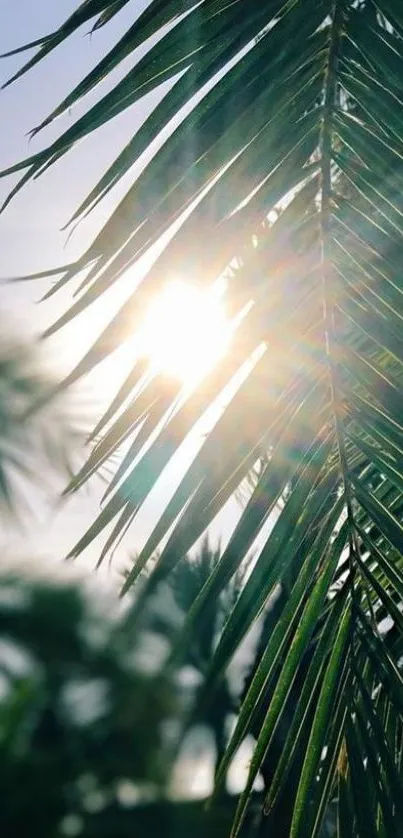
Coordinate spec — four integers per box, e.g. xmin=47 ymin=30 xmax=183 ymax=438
xmin=0 ymin=570 xmax=174 ymax=838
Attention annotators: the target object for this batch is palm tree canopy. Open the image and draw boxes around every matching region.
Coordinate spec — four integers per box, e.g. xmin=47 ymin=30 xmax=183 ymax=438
xmin=2 ymin=1 xmax=403 ymax=835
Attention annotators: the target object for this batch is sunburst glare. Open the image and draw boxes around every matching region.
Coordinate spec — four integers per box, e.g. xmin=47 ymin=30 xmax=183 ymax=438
xmin=136 ymin=280 xmax=231 ymax=385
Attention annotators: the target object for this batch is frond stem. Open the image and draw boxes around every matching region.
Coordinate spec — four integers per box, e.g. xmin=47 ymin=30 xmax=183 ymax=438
xmin=320 ymin=0 xmax=356 ymax=569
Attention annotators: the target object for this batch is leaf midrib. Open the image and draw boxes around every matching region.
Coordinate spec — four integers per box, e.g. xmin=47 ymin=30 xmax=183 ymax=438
xmin=320 ymin=0 xmax=355 ymax=562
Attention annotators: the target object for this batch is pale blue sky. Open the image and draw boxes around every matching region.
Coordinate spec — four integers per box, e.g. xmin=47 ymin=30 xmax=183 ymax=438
xmin=1 ymin=0 xmax=155 ymax=296
xmin=0 ymin=1 xmax=242 ymax=577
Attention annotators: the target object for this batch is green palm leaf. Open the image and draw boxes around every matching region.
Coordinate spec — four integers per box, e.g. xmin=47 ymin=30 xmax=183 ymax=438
xmin=2 ymin=0 xmax=403 ymax=833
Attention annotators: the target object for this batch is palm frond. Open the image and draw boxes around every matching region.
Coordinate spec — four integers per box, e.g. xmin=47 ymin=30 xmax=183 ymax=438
xmin=2 ymin=0 xmax=403 ymax=833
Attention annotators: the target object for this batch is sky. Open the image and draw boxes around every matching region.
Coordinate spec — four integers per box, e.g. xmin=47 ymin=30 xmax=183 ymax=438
xmin=0 ymin=2 xmax=243 ymax=584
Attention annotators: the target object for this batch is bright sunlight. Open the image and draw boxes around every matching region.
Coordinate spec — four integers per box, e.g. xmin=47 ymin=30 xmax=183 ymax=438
xmin=136 ymin=280 xmax=231 ymax=385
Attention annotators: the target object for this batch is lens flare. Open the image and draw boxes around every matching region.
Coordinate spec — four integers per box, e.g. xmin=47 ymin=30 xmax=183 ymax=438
xmin=137 ymin=280 xmax=231 ymax=384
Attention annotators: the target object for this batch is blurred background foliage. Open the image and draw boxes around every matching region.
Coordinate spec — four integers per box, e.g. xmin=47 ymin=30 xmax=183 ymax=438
xmin=0 ymin=569 xmax=174 ymax=837
xmin=0 ymin=330 xmax=87 ymax=516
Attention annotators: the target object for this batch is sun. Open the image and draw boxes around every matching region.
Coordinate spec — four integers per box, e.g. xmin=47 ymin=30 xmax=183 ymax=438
xmin=136 ymin=280 xmax=231 ymax=385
